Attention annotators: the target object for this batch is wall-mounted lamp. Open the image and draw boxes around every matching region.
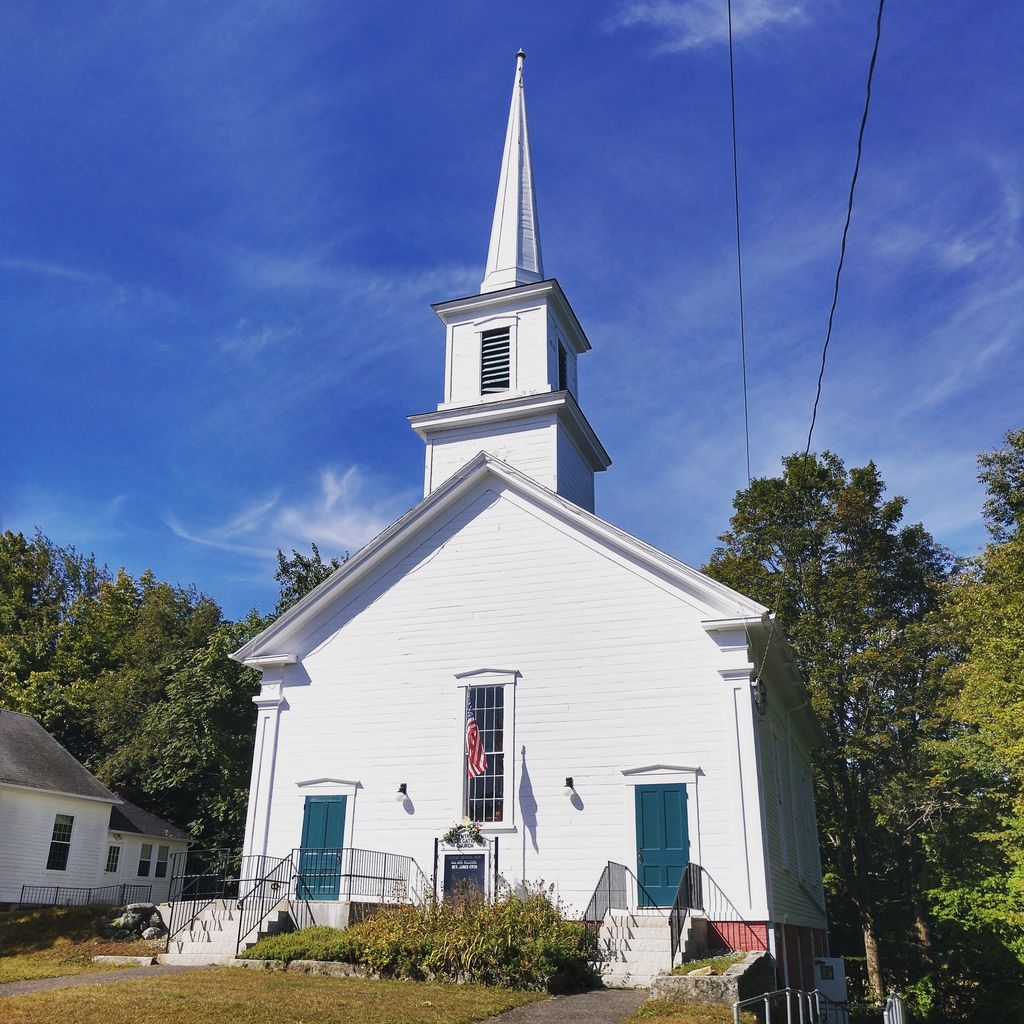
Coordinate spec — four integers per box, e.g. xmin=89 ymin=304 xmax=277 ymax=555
xmin=562 ymin=777 xmax=575 ymax=798
xmin=395 ymin=783 xmax=408 ymax=803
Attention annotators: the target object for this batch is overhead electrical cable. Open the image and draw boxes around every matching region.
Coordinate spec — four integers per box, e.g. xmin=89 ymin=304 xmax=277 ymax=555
xmin=804 ymin=0 xmax=886 ymax=457
xmin=727 ymin=0 xmax=752 ymax=486
xmin=753 ymin=0 xmax=887 ymax=684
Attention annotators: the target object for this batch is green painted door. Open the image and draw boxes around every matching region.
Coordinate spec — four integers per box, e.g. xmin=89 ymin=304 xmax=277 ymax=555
xmin=298 ymin=795 xmax=346 ymax=899
xmin=635 ymin=784 xmax=689 ymax=907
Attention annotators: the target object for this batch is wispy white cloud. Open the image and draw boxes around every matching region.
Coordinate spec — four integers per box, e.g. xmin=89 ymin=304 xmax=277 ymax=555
xmin=605 ymin=0 xmax=808 ymax=52
xmin=165 ymin=465 xmax=414 ymax=562
xmin=217 ymin=318 xmax=301 ymax=355
xmin=0 ymin=256 xmax=111 ymax=284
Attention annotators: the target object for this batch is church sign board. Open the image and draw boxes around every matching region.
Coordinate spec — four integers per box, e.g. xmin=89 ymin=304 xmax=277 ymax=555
xmin=442 ymin=852 xmax=486 ymax=897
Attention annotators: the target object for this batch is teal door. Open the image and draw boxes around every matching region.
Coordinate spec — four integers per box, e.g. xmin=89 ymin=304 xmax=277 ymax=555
xmin=298 ymin=795 xmax=346 ymax=899
xmin=635 ymin=784 xmax=689 ymax=907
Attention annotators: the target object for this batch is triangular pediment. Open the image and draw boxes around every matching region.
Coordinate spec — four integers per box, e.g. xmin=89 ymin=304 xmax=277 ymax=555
xmin=231 ymin=452 xmax=765 ymax=665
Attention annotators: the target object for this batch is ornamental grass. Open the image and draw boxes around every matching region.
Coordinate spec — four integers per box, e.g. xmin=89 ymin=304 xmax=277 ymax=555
xmin=241 ymin=887 xmax=597 ymax=992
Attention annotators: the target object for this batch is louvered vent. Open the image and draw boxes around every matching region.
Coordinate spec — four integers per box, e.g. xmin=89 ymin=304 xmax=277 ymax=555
xmin=480 ymin=327 xmax=511 ymax=393
xmin=558 ymin=343 xmax=568 ymax=392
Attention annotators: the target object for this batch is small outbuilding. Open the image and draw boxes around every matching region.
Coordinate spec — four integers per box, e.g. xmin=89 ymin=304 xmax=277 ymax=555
xmin=0 ymin=710 xmax=190 ymax=906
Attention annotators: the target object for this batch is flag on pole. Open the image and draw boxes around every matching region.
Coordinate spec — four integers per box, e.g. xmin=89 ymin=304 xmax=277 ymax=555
xmin=466 ymin=692 xmax=487 ymax=778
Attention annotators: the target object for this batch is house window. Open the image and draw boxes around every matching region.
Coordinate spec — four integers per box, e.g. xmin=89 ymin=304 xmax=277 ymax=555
xmin=480 ymin=327 xmax=511 ymax=394
xmin=46 ymin=814 xmax=74 ymax=871
xmin=465 ymin=685 xmax=504 ymax=823
xmin=138 ymin=843 xmax=153 ymax=877
xmin=558 ymin=343 xmax=568 ymax=392
xmin=105 ymin=845 xmax=121 ymax=873
xmin=155 ymin=845 xmax=169 ymax=878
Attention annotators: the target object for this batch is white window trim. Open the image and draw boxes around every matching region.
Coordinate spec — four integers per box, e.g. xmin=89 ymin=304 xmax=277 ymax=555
xmin=472 ymin=315 xmax=518 ymax=399
xmin=453 ymin=669 xmax=518 ymax=833
xmin=105 ymin=843 xmax=123 ymax=874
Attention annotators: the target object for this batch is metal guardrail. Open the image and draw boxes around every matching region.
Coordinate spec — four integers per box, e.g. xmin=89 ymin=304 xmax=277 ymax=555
xmin=669 ymin=861 xmax=703 ymax=962
xmin=883 ymin=993 xmax=907 ymax=1024
xmin=19 ymin=883 xmax=153 ymax=907
xmin=733 ymin=987 xmax=851 ymax=1024
xmin=581 ymin=860 xmax=667 ymax=939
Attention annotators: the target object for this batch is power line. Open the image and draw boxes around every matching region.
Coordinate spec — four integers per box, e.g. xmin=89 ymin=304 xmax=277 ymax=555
xmin=804 ymin=0 xmax=887 ymax=457
xmin=754 ymin=0 xmax=887 ymax=682
xmin=727 ymin=0 xmax=751 ymax=486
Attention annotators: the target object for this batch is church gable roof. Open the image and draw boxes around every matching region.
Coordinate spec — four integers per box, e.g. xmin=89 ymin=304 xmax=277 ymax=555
xmin=232 ymin=452 xmax=766 ymax=666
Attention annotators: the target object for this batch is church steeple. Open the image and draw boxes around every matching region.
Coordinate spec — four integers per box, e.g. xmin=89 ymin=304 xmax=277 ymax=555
xmin=410 ymin=53 xmax=610 ymax=512
xmin=480 ymin=50 xmax=544 ymax=294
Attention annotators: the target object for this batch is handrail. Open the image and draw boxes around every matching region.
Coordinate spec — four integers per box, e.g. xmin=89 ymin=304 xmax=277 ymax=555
xmin=165 ymin=847 xmax=239 ymax=947
xmin=733 ymin=987 xmax=851 ymax=1024
xmin=235 ymin=853 xmax=294 ymax=954
xmin=669 ymin=861 xmax=703 ymax=962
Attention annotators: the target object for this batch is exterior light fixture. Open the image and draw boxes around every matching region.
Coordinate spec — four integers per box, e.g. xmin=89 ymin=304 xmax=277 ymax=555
xmin=563 ymin=777 xmax=574 ymax=798
xmin=395 ymin=783 xmax=408 ymax=802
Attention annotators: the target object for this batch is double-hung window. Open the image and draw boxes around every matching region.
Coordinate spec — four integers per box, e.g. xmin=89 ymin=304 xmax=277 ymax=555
xmin=105 ymin=845 xmax=121 ymax=873
xmin=465 ymin=685 xmax=505 ymax=823
xmin=155 ymin=845 xmax=169 ymax=878
xmin=138 ymin=843 xmax=153 ymax=877
xmin=46 ymin=814 xmax=74 ymax=871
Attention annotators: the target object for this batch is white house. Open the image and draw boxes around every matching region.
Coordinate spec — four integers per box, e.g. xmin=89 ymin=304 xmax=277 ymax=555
xmin=0 ymin=710 xmax=190 ymax=906
xmin=222 ymin=52 xmax=831 ymax=988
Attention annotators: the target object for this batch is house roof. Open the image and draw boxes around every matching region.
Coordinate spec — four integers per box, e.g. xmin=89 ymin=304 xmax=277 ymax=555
xmin=109 ymin=798 xmax=190 ymax=841
xmin=0 ymin=710 xmax=116 ymax=802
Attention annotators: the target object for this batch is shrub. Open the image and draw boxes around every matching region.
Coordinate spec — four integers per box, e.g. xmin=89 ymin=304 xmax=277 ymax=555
xmin=241 ymin=888 xmax=597 ymax=992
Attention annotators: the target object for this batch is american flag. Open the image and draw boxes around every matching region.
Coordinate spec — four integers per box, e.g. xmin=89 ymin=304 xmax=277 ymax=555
xmin=465 ymin=692 xmax=487 ymax=778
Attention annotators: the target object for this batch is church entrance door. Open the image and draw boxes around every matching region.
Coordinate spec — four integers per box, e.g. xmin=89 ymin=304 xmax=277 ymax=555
xmin=297 ymin=795 xmax=347 ymax=899
xmin=634 ymin=784 xmax=688 ymax=907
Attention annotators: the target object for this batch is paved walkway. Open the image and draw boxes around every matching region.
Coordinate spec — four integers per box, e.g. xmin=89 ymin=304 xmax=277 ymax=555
xmin=0 ymin=964 xmax=199 ymax=998
xmin=482 ymin=989 xmax=647 ymax=1024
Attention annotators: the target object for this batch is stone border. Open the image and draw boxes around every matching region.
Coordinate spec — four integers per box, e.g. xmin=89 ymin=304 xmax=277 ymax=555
xmin=648 ymin=951 xmax=774 ymax=1006
xmin=91 ymin=955 xmax=157 ymax=966
xmin=225 ymin=958 xmax=371 ymax=978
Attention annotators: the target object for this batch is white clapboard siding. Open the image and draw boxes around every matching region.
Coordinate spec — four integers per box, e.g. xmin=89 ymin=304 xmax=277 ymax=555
xmin=0 ymin=786 xmax=113 ymax=903
xmin=250 ymin=479 xmax=773 ymax=920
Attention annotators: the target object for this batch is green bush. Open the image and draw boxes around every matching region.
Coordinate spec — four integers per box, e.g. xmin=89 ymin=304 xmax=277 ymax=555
xmin=241 ymin=889 xmax=597 ymax=992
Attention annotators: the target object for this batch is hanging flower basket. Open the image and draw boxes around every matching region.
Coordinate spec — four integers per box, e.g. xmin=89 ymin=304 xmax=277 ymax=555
xmin=441 ymin=819 xmax=485 ymax=848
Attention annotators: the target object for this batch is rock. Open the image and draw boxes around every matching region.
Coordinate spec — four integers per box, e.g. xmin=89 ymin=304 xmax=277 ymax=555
xmin=688 ymin=966 xmax=714 ymax=977
xmin=149 ymin=912 xmax=164 ymax=928
xmin=114 ymin=929 xmax=131 ymax=939
xmin=127 ymin=902 xmax=156 ymax=913
xmin=142 ymin=927 xmax=162 ymax=940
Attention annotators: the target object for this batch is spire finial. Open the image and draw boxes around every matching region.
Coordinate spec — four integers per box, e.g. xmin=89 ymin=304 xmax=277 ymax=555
xmin=480 ymin=51 xmax=544 ymax=293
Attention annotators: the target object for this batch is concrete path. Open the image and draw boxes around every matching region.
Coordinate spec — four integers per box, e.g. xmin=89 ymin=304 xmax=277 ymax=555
xmin=482 ymin=989 xmax=647 ymax=1024
xmin=0 ymin=964 xmax=199 ymax=998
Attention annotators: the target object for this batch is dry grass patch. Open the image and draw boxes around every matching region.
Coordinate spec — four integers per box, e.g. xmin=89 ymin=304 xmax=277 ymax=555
xmin=0 ymin=905 xmax=159 ymax=983
xmin=1 ymin=967 xmax=545 ymax=1023
xmin=625 ymin=997 xmax=757 ymax=1024
xmin=670 ymin=953 xmax=747 ymax=976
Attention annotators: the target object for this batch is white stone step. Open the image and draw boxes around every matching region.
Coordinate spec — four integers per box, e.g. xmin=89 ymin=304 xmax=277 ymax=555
xmin=157 ymin=952 xmax=238 ymax=966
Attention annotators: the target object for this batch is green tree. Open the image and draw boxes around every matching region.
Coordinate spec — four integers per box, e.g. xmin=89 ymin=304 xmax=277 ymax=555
xmin=273 ymin=542 xmax=346 ymax=616
xmin=704 ymin=452 xmax=954 ymax=1006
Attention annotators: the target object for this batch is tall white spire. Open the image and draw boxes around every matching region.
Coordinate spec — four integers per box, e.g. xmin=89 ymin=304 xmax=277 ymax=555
xmin=480 ymin=50 xmax=544 ymax=294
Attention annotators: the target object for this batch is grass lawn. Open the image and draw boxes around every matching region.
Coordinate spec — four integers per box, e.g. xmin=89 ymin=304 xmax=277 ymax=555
xmin=0 ymin=905 xmax=160 ymax=983
xmin=625 ymin=997 xmax=756 ymax=1024
xmin=0 ymin=967 xmax=546 ymax=1023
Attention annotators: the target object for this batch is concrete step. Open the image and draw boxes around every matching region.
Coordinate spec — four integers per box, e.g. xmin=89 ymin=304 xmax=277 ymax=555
xmin=157 ymin=952 xmax=238 ymax=966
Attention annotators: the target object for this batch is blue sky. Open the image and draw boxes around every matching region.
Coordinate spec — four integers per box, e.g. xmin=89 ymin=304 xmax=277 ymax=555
xmin=2 ymin=1 xmax=1021 ymax=618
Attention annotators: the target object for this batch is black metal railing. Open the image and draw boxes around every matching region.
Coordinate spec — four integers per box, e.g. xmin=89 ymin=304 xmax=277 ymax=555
xmin=669 ymin=861 xmax=704 ymax=962
xmin=235 ymin=853 xmax=293 ymax=952
xmin=19 ymin=883 xmax=153 ymax=907
xmin=291 ymin=847 xmax=429 ymax=905
xmin=582 ymin=861 xmax=629 ymax=936
xmin=165 ymin=847 xmax=241 ymax=946
xmin=699 ymin=865 xmax=770 ymax=952
xmin=581 ymin=860 xmax=665 ymax=938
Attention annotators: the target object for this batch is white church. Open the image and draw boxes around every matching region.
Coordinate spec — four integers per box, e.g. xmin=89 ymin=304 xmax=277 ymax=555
xmin=212 ymin=52 xmax=830 ymax=988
